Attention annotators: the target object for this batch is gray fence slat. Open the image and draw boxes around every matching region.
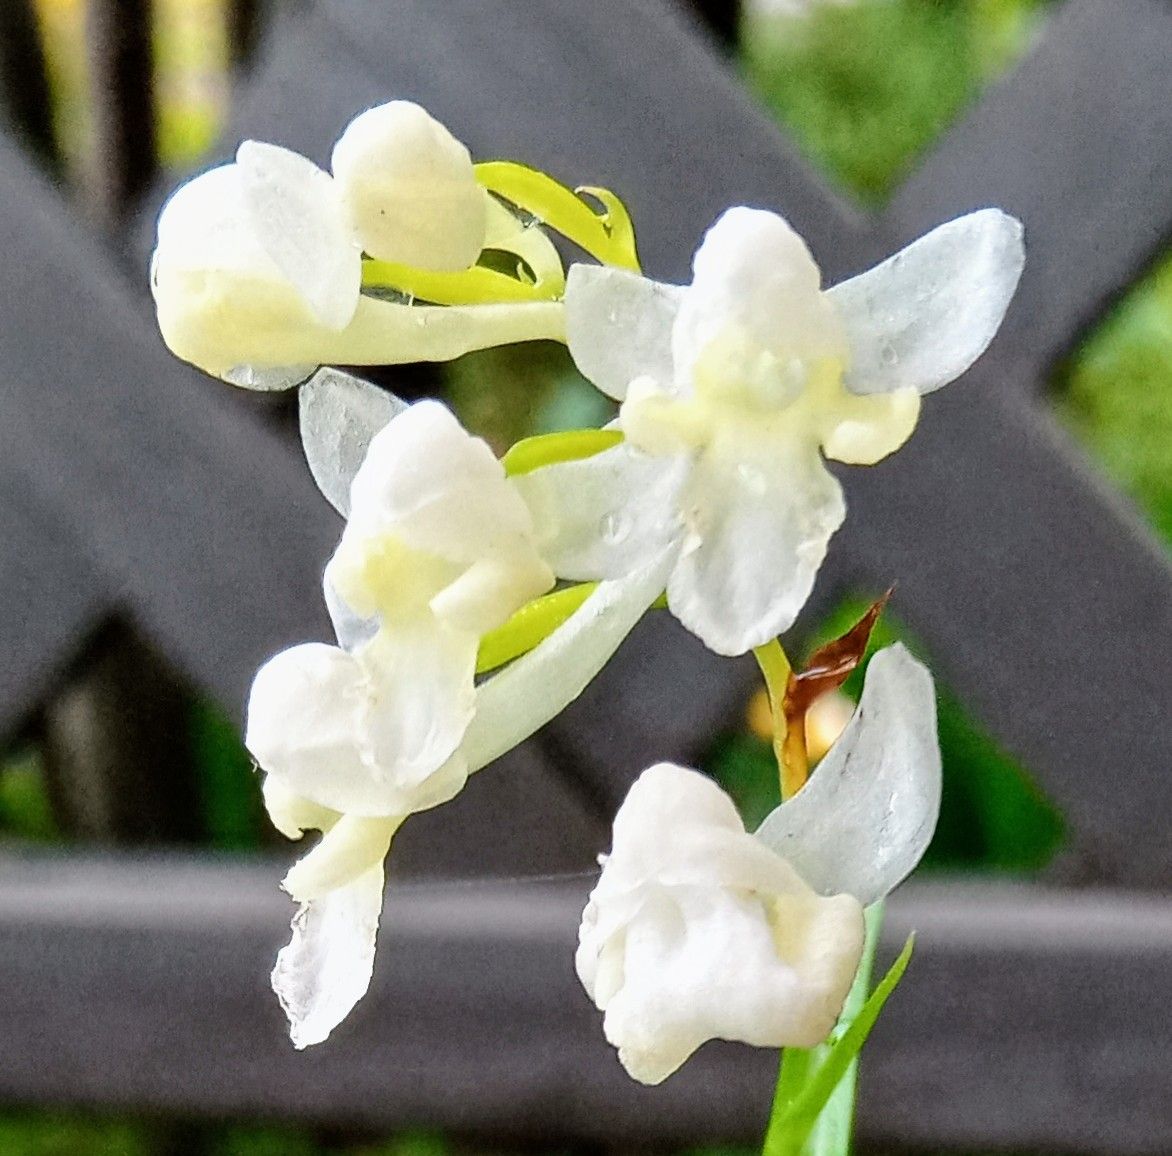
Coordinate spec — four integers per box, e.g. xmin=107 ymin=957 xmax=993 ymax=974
xmin=0 ymin=133 xmax=336 ymax=718
xmin=883 ymin=0 xmax=1172 ymax=378
xmin=0 ymin=465 xmax=109 ymax=736
xmin=0 ymin=850 xmax=1168 ymax=1154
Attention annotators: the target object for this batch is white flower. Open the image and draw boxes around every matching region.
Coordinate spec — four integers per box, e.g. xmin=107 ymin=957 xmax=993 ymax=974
xmin=577 ymin=643 xmax=941 ymax=1083
xmin=517 ymin=206 xmax=1024 ymax=655
xmin=248 ymin=400 xmax=554 ymax=823
xmin=151 ymin=104 xmax=562 ymax=385
xmin=248 ymin=379 xmax=675 ymax=1047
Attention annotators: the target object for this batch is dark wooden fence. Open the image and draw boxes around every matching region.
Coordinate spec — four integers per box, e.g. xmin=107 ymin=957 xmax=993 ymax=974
xmin=1 ymin=0 xmax=1170 ymax=1152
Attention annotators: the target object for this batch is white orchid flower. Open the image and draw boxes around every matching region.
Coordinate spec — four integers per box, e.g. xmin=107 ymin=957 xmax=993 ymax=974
xmin=516 ymin=206 xmax=1024 ymax=655
xmin=577 ymin=643 xmax=940 ymax=1084
xmin=151 ymin=103 xmax=563 ymax=387
xmin=248 ymin=375 xmax=674 ymax=1047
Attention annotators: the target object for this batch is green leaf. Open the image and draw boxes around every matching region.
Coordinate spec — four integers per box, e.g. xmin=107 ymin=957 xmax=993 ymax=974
xmin=764 ymin=913 xmax=914 ymax=1156
xmin=476 ymin=161 xmax=641 ymax=270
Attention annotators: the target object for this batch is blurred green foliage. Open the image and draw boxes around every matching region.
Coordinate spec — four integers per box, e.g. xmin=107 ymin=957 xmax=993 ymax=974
xmin=1054 ymin=255 xmax=1172 ymax=545
xmin=740 ymin=0 xmax=1054 ymax=204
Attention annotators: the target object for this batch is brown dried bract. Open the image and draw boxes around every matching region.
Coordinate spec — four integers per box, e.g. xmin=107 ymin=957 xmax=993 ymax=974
xmin=780 ymin=588 xmax=892 ymax=795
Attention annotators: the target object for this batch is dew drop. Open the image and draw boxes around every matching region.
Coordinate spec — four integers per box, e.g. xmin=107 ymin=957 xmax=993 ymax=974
xmin=880 ymin=344 xmax=899 ymax=367
xmin=599 ymin=511 xmax=631 ymax=544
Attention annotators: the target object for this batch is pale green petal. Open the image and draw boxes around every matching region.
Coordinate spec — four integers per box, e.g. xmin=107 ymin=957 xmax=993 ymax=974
xmin=665 ymin=436 xmax=845 ymax=656
xmin=512 ymin=442 xmax=687 ymax=580
xmin=755 ymin=644 xmax=942 ymax=906
xmin=299 ymin=367 xmax=407 ymax=517
xmin=564 ymin=264 xmax=683 ymax=400
xmin=828 ymin=208 xmax=1025 ymax=396
xmin=237 ymin=140 xmax=361 ymax=330
xmin=271 ymin=862 xmax=384 ymax=1049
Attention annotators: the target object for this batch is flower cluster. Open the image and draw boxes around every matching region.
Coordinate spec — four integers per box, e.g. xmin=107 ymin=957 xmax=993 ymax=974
xmin=152 ymin=100 xmax=1023 ymax=1077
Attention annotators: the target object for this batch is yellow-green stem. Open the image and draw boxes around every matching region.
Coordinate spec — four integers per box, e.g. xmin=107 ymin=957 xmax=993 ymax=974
xmin=752 ymin=639 xmax=803 ymax=800
xmin=476 ymin=583 xmax=597 ymax=674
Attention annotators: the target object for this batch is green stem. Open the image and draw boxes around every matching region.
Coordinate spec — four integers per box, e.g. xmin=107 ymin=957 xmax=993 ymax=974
xmin=475 ymin=161 xmax=641 ymax=271
xmin=476 ymin=583 xmax=597 ymax=674
xmin=501 ymin=428 xmax=623 ymax=476
xmin=752 ymin=639 xmax=797 ymax=799
xmin=762 ymin=902 xmax=885 ymax=1156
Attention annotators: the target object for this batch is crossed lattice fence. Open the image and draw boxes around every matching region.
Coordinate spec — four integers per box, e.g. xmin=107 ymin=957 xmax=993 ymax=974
xmin=0 ymin=1 xmax=1170 ymax=1151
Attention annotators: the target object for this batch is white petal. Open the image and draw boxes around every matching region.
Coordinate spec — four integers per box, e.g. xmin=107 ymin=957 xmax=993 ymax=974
xmin=359 ymin=622 xmax=478 ymax=790
xmin=512 ymin=442 xmax=687 ymax=580
xmin=672 ymin=207 xmax=842 ymax=388
xmin=564 ymin=264 xmax=684 ymax=400
xmin=429 ymin=553 xmax=554 ymax=637
xmin=459 ymin=549 xmax=675 ymax=774
xmin=262 ymin=776 xmax=337 ymax=840
xmin=755 ymin=644 xmax=942 ymax=906
xmin=599 ymin=884 xmax=862 ymax=1084
xmin=237 ymin=140 xmax=361 ymax=330
xmin=153 ymin=164 xmax=273 ymax=278
xmin=666 ymin=438 xmax=845 ymax=656
xmin=245 ymin=641 xmax=471 ymax=817
xmin=331 ymin=101 xmax=486 ymax=272
xmin=299 ymin=367 xmax=407 ymax=517
xmin=282 ymin=813 xmax=400 ymax=902
xmin=828 ymin=208 xmax=1025 ymax=396
xmin=271 ymin=862 xmax=384 ymax=1049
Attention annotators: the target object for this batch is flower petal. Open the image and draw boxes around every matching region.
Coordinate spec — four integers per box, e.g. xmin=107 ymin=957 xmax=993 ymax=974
xmin=671 ymin=207 xmax=843 ymax=390
xmin=512 ymin=442 xmax=687 ymax=581
xmin=245 ymin=640 xmax=471 ymax=817
xmin=271 ymin=861 xmax=384 ymax=1049
xmin=459 ymin=549 xmax=675 ymax=774
xmin=298 ymin=367 xmax=407 ymax=517
xmin=594 ymin=883 xmax=862 ymax=1084
xmin=564 ymin=264 xmax=683 ymax=400
xmin=282 ymin=813 xmax=400 ymax=902
xmin=262 ymin=776 xmax=337 ymax=840
xmin=819 ymin=385 xmax=920 ymax=466
xmin=331 ymin=101 xmax=486 ymax=272
xmin=666 ymin=437 xmax=845 ymax=655
xmin=237 ymin=140 xmax=361 ymax=330
xmin=828 ymin=208 xmax=1025 ymax=396
xmin=755 ymin=644 xmax=942 ymax=906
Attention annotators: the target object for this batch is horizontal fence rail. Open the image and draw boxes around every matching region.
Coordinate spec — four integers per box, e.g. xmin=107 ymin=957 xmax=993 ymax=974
xmin=0 ymin=851 xmax=1169 ymax=1154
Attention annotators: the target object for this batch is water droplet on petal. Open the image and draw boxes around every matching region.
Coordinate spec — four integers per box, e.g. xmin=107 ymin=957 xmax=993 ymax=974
xmin=599 ymin=511 xmax=631 ymax=544
xmin=880 ymin=344 xmax=899 ymax=367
